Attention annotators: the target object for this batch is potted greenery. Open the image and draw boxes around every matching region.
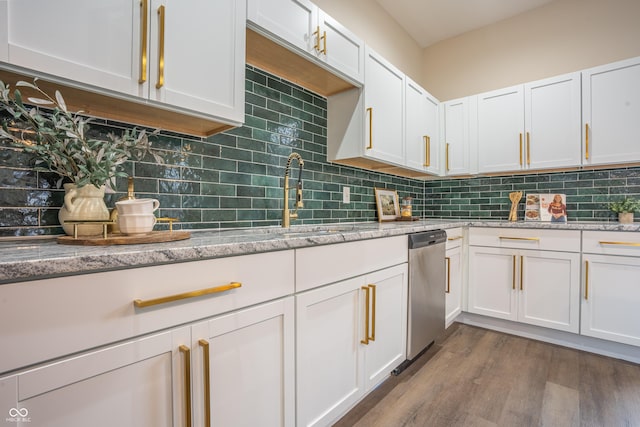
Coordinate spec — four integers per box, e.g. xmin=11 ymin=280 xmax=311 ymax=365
xmin=0 ymin=79 xmax=161 ymax=236
xmin=608 ymin=197 xmax=640 ymax=224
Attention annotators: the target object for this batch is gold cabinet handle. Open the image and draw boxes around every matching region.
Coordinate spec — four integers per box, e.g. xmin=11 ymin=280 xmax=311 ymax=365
xmin=512 ymin=255 xmax=516 ymax=290
xmin=366 ymin=107 xmax=373 ymax=150
xmin=423 ymin=136 xmax=431 ymax=167
xmin=519 ymin=133 xmax=523 ymax=166
xmin=584 ymin=260 xmax=589 ymax=300
xmin=448 ymin=236 xmax=463 ymax=241
xmin=585 ymin=123 xmax=590 ymax=160
xmin=179 ymin=345 xmax=192 ymax=427
xmin=369 ymin=284 xmax=376 ymax=341
xmin=139 ymin=0 xmax=148 ymax=84
xmin=360 ymin=286 xmax=370 ymax=344
xmin=446 ymin=143 xmax=450 ymax=172
xmin=134 ymin=282 xmax=242 ymax=308
xmin=199 ymin=339 xmax=211 ymax=427
xmin=599 ymin=241 xmax=640 ymax=247
xmin=321 ymin=30 xmax=327 ymax=55
xmin=313 ymin=26 xmax=320 ymax=52
xmin=155 ymin=5 xmax=165 ymax=89
xmin=526 ymin=132 xmax=531 ymax=166
xmin=499 ymin=236 xmax=540 ymax=242
xmin=520 ymin=256 xmax=524 ymax=291
xmin=445 ymin=257 xmax=451 ymax=293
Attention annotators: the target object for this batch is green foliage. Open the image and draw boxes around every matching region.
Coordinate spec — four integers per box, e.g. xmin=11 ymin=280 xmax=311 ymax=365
xmin=0 ymin=79 xmax=162 ymax=188
xmin=608 ymin=197 xmax=640 ymax=213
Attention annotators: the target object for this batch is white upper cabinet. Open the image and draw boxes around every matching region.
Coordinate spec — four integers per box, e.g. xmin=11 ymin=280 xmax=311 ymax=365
xmin=364 ymin=46 xmax=405 ymax=166
xmin=582 ymin=56 xmax=640 ymax=166
xmin=247 ymin=0 xmax=364 ymax=83
xmin=4 ymin=0 xmax=245 ymax=123
xmin=405 ymin=77 xmax=440 ymax=174
xmin=476 ymin=72 xmax=581 ymax=174
xmin=0 ymin=1 xmax=9 ymax=62
xmin=441 ymin=97 xmax=473 ymax=175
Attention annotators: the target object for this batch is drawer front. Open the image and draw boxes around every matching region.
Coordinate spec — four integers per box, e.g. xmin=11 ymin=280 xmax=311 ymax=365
xmin=446 ymin=227 xmax=464 ymax=250
xmin=583 ymin=231 xmax=640 ymax=256
xmin=296 ymin=235 xmax=408 ymax=292
xmin=469 ymin=227 xmax=580 ymax=252
xmin=0 ymin=250 xmax=294 ymax=374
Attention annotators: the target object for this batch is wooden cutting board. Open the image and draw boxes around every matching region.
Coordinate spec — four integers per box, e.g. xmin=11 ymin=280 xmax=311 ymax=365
xmin=57 ymin=231 xmax=191 ymax=246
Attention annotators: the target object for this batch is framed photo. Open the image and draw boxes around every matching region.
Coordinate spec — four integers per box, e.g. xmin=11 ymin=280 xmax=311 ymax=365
xmin=374 ymin=188 xmax=400 ymax=222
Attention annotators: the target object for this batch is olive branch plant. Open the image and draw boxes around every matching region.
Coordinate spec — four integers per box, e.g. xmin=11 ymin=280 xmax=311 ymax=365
xmin=0 ymin=79 xmax=162 ymax=189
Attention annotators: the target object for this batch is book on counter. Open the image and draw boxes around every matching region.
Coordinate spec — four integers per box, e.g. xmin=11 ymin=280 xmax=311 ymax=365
xmin=525 ymin=193 xmax=568 ymax=223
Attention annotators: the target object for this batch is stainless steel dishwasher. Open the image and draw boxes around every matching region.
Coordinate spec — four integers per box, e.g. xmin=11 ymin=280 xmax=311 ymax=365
xmin=395 ymin=230 xmax=446 ymax=373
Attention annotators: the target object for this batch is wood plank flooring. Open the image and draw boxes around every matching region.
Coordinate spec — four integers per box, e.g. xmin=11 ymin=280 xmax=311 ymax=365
xmin=334 ymin=324 xmax=640 ymax=427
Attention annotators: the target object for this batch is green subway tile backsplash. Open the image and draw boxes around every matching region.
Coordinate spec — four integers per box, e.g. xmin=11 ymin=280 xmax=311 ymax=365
xmin=2 ymin=65 xmax=639 ymax=237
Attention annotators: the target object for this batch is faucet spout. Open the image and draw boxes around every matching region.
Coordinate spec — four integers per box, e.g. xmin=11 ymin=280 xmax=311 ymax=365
xmin=283 ymin=152 xmax=304 ymax=228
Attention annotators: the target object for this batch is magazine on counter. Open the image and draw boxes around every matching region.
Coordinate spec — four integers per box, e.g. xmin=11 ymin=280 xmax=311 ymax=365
xmin=525 ymin=193 xmax=567 ymax=223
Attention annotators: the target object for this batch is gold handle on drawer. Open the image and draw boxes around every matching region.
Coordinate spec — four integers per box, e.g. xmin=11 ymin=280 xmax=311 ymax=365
xmin=445 ymin=257 xmax=451 ymax=293
xmin=520 ymin=256 xmax=524 ymax=291
xmin=584 ymin=260 xmax=589 ymax=300
xmin=585 ymin=123 xmax=590 ymax=160
xmin=139 ymin=0 xmax=148 ymax=84
xmin=499 ymin=236 xmax=540 ymax=242
xmin=423 ymin=136 xmax=431 ymax=167
xmin=446 ymin=143 xmax=450 ymax=172
xmin=448 ymin=236 xmax=463 ymax=241
xmin=199 ymin=339 xmax=211 ymax=427
xmin=361 ymin=286 xmax=370 ymax=345
xmin=134 ymin=282 xmax=242 ymax=308
xmin=369 ymin=284 xmax=376 ymax=341
xmin=519 ymin=133 xmax=523 ymax=166
xmin=179 ymin=345 xmax=192 ymax=427
xmin=366 ymin=107 xmax=373 ymax=149
xmin=598 ymin=241 xmax=640 ymax=247
xmin=512 ymin=255 xmax=516 ymax=290
xmin=155 ymin=5 xmax=165 ymax=89
xmin=526 ymin=132 xmax=531 ymax=166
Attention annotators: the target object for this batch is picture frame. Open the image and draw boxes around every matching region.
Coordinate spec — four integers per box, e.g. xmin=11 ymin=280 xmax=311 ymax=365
xmin=374 ymin=188 xmax=400 ymax=222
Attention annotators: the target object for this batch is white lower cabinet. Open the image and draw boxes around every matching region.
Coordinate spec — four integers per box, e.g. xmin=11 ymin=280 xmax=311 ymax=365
xmin=445 ymin=228 xmax=464 ymax=327
xmin=296 ymin=263 xmax=407 ymax=427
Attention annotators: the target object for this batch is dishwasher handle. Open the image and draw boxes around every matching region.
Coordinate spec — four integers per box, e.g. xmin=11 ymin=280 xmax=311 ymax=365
xmin=408 ymin=230 xmax=447 ymax=249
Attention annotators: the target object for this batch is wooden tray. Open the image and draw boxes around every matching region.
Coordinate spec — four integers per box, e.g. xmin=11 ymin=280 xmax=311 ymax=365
xmin=396 ymin=216 xmax=420 ymax=221
xmin=57 ymin=231 xmax=191 ymax=246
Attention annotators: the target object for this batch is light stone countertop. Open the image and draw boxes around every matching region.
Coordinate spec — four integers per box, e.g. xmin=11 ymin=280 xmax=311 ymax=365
xmin=1 ymin=219 xmax=639 ymax=284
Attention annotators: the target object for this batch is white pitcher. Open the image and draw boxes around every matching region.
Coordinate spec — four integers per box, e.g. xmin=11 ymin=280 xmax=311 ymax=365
xmin=58 ymin=184 xmax=110 ymax=236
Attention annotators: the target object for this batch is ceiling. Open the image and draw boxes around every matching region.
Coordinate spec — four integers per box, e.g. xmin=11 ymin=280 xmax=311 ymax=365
xmin=374 ymin=0 xmax=557 ymax=48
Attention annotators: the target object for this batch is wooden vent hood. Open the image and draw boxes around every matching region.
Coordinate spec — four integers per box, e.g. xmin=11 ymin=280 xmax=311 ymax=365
xmin=246 ymin=28 xmax=357 ymax=97
xmin=0 ymin=68 xmax=236 ymax=137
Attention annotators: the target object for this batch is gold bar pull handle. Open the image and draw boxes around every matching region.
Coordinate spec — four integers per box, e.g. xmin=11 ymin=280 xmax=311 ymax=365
xmin=526 ymin=132 xmax=531 ymax=165
xmin=369 ymin=284 xmax=376 ymax=341
xmin=446 ymin=143 xmax=450 ymax=172
xmin=179 ymin=345 xmax=192 ymax=427
xmin=360 ymin=286 xmax=370 ymax=344
xmin=139 ymin=0 xmax=148 ymax=83
xmin=423 ymin=136 xmax=430 ymax=167
xmin=134 ymin=282 xmax=242 ymax=308
xmin=445 ymin=257 xmax=451 ymax=293
xmin=366 ymin=107 xmax=373 ymax=150
xmin=313 ymin=26 xmax=320 ymax=52
xmin=519 ymin=133 xmax=523 ymax=166
xmin=448 ymin=236 xmax=463 ymax=241
xmin=520 ymin=256 xmax=524 ymax=291
xmin=585 ymin=260 xmax=589 ymax=300
xmin=598 ymin=241 xmax=640 ymax=247
xmin=321 ymin=30 xmax=327 ymax=55
xmin=512 ymin=255 xmax=516 ymax=290
xmin=199 ymin=339 xmax=211 ymax=427
xmin=585 ymin=123 xmax=590 ymax=160
xmin=499 ymin=236 xmax=540 ymax=242
xmin=155 ymin=5 xmax=165 ymax=89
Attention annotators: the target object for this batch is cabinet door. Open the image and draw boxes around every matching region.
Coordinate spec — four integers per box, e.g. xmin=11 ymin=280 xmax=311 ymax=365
xmin=445 ymin=245 xmax=463 ymax=327
xmin=296 ymin=277 xmax=364 ymax=427
xmin=192 ymin=297 xmax=295 ymax=427
xmin=442 ymin=97 xmax=471 ymax=175
xmin=524 ymin=73 xmax=581 ymax=170
xmin=477 ymin=85 xmax=525 ymax=173
xmin=405 ymin=78 xmax=439 ymax=174
xmin=581 ymin=255 xmax=640 ymax=347
xmin=582 ymin=56 xmax=640 ymax=166
xmin=364 ymin=47 xmax=405 ymax=166
xmin=247 ymin=0 xmax=317 ymax=54
xmin=151 ymin=0 xmax=245 ymax=121
xmin=363 ymin=264 xmax=408 ymax=390
xmin=318 ymin=10 xmax=364 ymax=84
xmin=468 ymin=246 xmax=518 ymax=321
xmin=6 ymin=0 xmax=141 ymax=96
xmin=0 ymin=328 xmax=190 ymax=427
xmin=519 ymin=250 xmax=580 ymax=333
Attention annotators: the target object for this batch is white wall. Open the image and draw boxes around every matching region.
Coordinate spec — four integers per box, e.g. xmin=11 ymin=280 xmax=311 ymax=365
xmin=422 ymin=0 xmax=640 ymax=100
